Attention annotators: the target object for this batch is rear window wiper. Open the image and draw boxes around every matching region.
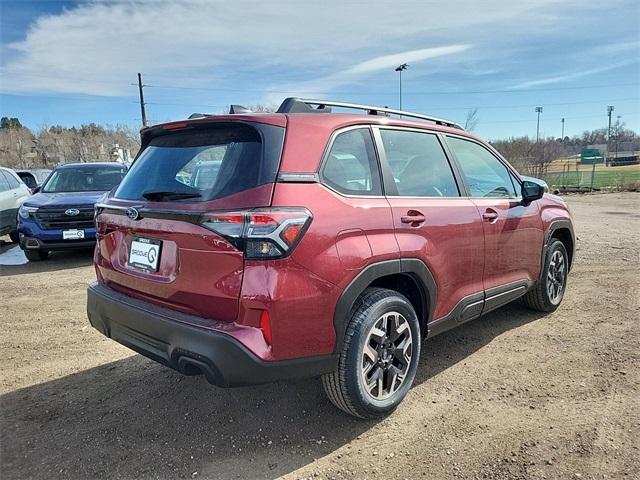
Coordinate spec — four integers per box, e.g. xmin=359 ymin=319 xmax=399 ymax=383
xmin=142 ymin=190 xmax=202 ymax=201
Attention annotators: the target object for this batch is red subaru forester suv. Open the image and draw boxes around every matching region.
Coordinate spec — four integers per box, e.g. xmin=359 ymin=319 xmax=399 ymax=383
xmin=87 ymin=98 xmax=574 ymax=418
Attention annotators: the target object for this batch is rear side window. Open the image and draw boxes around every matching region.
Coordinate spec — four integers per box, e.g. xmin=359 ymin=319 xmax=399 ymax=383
xmin=380 ymin=129 xmax=460 ymax=197
xmin=447 ymin=136 xmax=518 ymax=198
xmin=116 ymin=123 xmax=283 ymax=202
xmin=0 ymin=172 xmax=10 ymax=192
xmin=322 ymin=128 xmax=382 ymax=196
xmin=2 ymin=170 xmax=20 ymax=189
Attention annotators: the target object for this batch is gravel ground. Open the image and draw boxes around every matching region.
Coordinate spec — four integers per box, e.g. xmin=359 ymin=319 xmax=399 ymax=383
xmin=1 ymin=192 xmax=638 ymax=480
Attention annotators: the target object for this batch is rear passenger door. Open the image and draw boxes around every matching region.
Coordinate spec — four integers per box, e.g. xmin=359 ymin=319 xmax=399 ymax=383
xmin=0 ymin=172 xmax=12 ymax=231
xmin=375 ymin=128 xmax=486 ymax=326
xmin=445 ymin=135 xmax=544 ymax=299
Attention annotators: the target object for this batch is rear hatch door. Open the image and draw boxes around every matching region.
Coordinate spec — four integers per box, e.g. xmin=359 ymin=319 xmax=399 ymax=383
xmin=95 ymin=120 xmax=285 ymax=323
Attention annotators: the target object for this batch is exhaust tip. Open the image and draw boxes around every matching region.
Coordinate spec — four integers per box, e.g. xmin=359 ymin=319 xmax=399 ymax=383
xmin=176 ymin=356 xmax=219 ymax=385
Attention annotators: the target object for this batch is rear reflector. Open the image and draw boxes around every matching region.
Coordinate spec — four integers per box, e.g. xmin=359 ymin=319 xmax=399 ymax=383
xmin=260 ymin=310 xmax=273 ymax=345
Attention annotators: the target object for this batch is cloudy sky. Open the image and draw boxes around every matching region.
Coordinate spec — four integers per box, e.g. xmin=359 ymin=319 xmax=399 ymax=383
xmin=1 ymin=0 xmax=638 ymax=139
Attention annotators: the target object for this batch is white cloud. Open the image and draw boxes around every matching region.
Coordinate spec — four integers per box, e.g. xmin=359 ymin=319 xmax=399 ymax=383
xmin=512 ymin=60 xmax=636 ymax=89
xmin=265 ymin=45 xmax=472 ymax=101
xmin=1 ymin=0 xmax=564 ymax=96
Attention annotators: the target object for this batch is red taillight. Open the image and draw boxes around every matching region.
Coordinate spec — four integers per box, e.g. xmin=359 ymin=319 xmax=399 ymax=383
xmin=162 ymin=122 xmax=189 ymax=130
xmin=280 ymin=223 xmax=303 ymax=245
xmin=260 ymin=310 xmax=272 ymax=345
xmin=200 ymin=208 xmax=312 ymax=259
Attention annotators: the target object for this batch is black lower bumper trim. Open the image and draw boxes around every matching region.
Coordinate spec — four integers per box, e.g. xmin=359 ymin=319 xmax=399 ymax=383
xmin=21 ymin=236 xmax=95 ymax=251
xmin=87 ymin=283 xmax=338 ymax=387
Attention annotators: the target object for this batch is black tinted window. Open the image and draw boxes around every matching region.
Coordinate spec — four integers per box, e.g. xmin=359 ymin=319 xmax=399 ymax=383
xmin=322 ymin=128 xmax=381 ymax=196
xmin=447 ymin=137 xmax=518 ymax=198
xmin=18 ymin=173 xmax=36 ymax=189
xmin=116 ymin=123 xmax=283 ymax=202
xmin=380 ymin=130 xmax=459 ymax=197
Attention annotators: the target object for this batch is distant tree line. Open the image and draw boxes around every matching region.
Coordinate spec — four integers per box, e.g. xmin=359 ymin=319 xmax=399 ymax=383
xmin=491 ymin=119 xmax=638 ymax=177
xmin=1 ymin=114 xmax=637 ymax=177
xmin=0 ymin=117 xmax=140 ymax=169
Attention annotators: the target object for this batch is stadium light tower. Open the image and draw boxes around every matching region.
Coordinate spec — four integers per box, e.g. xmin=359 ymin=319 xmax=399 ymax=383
xmin=607 ymin=105 xmax=615 ymax=151
xmin=395 ymin=63 xmax=409 ymax=111
xmin=535 ymin=106 xmax=543 ymax=142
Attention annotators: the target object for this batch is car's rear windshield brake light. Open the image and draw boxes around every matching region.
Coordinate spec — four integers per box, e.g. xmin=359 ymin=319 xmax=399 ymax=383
xmin=200 ymin=208 xmax=312 ymax=259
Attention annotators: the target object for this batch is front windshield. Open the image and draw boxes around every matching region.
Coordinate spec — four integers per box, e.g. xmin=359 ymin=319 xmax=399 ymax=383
xmin=42 ymin=165 xmax=126 ymax=193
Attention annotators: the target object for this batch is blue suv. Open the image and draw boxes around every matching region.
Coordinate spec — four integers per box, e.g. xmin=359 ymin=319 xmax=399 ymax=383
xmin=18 ymin=162 xmax=126 ymax=261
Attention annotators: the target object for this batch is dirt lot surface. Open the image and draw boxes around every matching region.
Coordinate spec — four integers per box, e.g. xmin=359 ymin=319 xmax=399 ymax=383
xmin=1 ymin=193 xmax=638 ymax=480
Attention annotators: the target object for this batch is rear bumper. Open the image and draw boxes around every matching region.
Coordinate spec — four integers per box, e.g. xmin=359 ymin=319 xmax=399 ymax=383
xmin=87 ymin=283 xmax=337 ymax=387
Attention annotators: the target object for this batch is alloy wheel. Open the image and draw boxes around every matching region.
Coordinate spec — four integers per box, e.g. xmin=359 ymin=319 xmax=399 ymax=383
xmin=547 ymin=249 xmax=567 ymax=305
xmin=360 ymin=311 xmax=413 ymax=400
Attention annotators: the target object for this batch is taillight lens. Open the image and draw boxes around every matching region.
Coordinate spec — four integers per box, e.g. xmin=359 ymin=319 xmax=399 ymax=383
xmin=200 ymin=208 xmax=312 ymax=259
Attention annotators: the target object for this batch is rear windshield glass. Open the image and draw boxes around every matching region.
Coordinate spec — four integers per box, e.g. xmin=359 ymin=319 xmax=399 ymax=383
xmin=42 ymin=165 xmax=126 ymax=193
xmin=115 ymin=123 xmax=283 ymax=202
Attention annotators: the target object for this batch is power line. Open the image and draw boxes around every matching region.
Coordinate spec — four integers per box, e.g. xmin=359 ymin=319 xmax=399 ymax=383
xmin=143 ymin=81 xmax=640 ymax=96
xmin=480 ymin=111 xmax=638 ymax=124
xmin=3 ymin=71 xmax=638 ymax=96
xmin=140 ymin=96 xmax=638 ymax=112
xmin=432 ymin=97 xmax=638 ymax=111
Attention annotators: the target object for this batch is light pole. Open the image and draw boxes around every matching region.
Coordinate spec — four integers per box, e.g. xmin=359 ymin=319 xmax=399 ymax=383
xmin=535 ymin=106 xmax=543 ymax=142
xmin=607 ymin=105 xmax=614 ymax=151
xmin=395 ymin=63 xmax=409 ymax=111
xmin=615 ymin=115 xmax=621 ymax=159
xmin=561 ymin=117 xmax=565 ymax=140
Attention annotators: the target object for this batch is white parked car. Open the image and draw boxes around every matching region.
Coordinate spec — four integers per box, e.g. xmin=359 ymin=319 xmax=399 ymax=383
xmin=0 ymin=167 xmax=31 ymax=242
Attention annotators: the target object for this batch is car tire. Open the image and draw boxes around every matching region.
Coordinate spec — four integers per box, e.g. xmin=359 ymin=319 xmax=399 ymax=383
xmin=322 ymin=287 xmax=421 ymax=419
xmin=9 ymin=230 xmax=19 ymax=244
xmin=521 ymin=239 xmax=568 ymax=312
xmin=24 ymin=250 xmax=49 ymax=262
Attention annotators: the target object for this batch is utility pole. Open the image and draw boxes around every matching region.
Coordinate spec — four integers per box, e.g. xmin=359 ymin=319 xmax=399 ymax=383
xmin=394 ymin=63 xmax=409 ymax=112
xmin=561 ymin=117 xmax=565 ymax=139
xmin=137 ymin=73 xmax=147 ymax=128
xmin=535 ymin=106 xmax=543 ymax=142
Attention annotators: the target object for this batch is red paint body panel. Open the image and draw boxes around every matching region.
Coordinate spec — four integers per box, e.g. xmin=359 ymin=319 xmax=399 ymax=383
xmin=272 ymin=182 xmax=399 ymax=287
xmin=471 ymin=198 xmax=544 ymax=289
xmin=239 ymin=259 xmax=340 ymax=359
xmin=386 ymin=198 xmax=485 ymax=319
xmin=96 ymin=212 xmax=244 ymax=322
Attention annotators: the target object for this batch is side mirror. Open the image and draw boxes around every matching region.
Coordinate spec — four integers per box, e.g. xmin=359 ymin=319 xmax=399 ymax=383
xmin=32 ymin=185 xmax=41 ymax=194
xmin=521 ymin=179 xmax=544 ymax=203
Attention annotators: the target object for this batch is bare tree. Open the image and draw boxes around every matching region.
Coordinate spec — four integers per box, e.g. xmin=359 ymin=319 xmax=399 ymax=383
xmin=464 ymin=108 xmax=479 ymax=131
xmin=0 ymin=125 xmax=36 ymax=168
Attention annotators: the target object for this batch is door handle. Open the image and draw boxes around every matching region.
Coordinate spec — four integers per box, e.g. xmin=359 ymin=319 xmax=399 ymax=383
xmin=401 ymin=210 xmax=426 ymax=226
xmin=482 ymin=208 xmax=499 ymax=222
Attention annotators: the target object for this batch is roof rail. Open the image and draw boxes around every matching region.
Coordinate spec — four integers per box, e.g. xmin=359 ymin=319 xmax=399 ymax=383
xmin=276 ymin=97 xmax=463 ymax=130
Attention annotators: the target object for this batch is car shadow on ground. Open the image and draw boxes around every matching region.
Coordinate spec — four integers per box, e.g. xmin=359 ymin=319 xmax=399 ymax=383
xmin=0 ymin=243 xmax=93 ymax=276
xmin=0 ymin=304 xmax=545 ymax=480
